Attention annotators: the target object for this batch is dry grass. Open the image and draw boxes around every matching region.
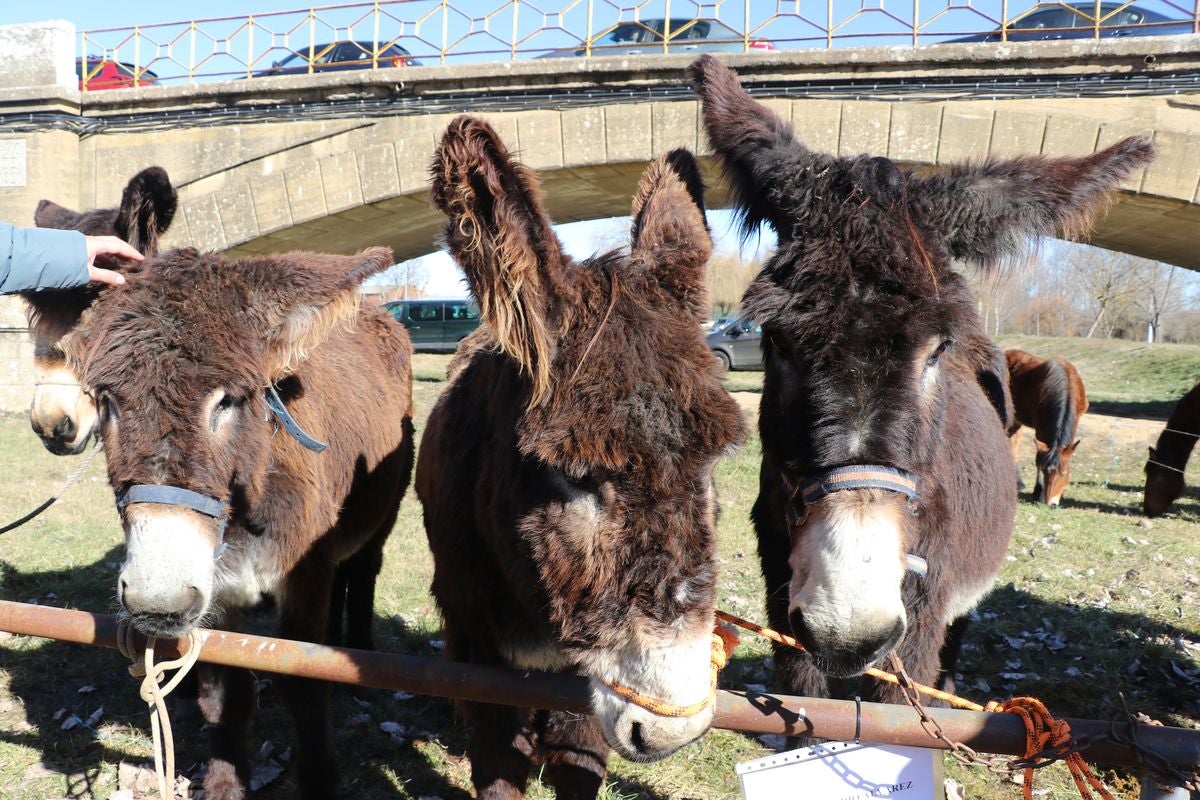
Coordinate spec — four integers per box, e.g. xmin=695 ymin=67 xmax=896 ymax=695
xmin=1 ymin=342 xmax=1198 ymax=800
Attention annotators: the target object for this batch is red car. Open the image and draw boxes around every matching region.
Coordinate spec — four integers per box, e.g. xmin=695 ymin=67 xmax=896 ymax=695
xmin=77 ymin=58 xmax=158 ymax=90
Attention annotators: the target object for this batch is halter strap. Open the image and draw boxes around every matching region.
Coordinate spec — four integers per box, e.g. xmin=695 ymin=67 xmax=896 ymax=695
xmin=116 ymin=484 xmax=230 ymax=558
xmin=801 ymin=465 xmax=919 ymax=505
xmin=265 ymin=384 xmax=328 ymax=453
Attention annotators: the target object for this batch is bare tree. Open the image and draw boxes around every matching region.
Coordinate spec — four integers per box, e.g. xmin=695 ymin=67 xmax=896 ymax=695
xmin=1064 ymin=246 xmax=1143 ymax=338
xmin=706 ymin=250 xmax=760 ymax=319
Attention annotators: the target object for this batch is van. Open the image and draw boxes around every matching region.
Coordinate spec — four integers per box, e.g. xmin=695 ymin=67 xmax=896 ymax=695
xmin=382 ymin=298 xmax=481 ymax=352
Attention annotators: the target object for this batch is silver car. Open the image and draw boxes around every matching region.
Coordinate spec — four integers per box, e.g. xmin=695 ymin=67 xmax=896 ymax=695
xmin=707 ymin=315 xmax=764 ymax=371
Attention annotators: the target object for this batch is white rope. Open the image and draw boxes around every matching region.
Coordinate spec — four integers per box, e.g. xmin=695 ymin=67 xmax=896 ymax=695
xmin=1147 ymin=459 xmax=1188 ymax=476
xmin=116 ymin=620 xmax=202 ymax=800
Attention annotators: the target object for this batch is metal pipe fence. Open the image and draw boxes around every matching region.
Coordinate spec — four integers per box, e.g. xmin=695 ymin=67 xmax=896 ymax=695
xmin=76 ymin=0 xmax=1200 ymax=89
xmin=1 ymin=599 xmax=1199 ymax=772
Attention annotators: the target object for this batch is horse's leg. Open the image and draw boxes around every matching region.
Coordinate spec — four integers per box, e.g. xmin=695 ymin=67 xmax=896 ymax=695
xmin=197 ymin=662 xmax=255 ymax=800
xmin=539 ymin=710 xmax=610 ymax=800
xmin=935 ymin=616 xmax=971 ymax=694
xmin=278 ymin=562 xmax=340 ymax=799
xmin=1009 ymin=428 xmax=1026 ymax=491
xmin=461 ymin=700 xmax=537 ymax=800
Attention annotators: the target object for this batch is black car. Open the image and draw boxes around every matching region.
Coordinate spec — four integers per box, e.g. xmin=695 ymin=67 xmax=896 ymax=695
xmin=945 ymin=2 xmax=1194 ymax=42
xmin=255 ymin=40 xmax=420 ymax=76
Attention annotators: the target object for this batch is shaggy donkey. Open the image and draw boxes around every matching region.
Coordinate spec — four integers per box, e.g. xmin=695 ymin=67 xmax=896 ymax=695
xmin=418 ymin=116 xmax=746 ymax=799
xmin=60 ymin=246 xmax=414 ymax=799
xmin=688 ymin=54 xmax=1154 ymax=701
xmin=24 ymin=166 xmax=176 ymax=454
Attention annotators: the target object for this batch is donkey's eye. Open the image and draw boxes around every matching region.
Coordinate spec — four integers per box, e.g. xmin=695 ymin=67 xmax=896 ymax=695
xmin=927 ymin=340 xmax=953 ymax=366
xmin=563 ymin=471 xmax=600 ymax=495
xmin=209 ymin=390 xmax=240 ymax=433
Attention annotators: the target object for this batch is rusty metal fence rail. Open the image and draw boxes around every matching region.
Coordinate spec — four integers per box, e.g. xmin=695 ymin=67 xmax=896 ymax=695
xmin=2 ymin=599 xmax=1199 ymax=774
xmin=78 ymin=0 xmax=1200 ymax=89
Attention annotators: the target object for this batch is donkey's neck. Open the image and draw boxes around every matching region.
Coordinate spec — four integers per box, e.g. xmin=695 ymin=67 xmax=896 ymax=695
xmin=1156 ymin=383 xmax=1200 ymax=467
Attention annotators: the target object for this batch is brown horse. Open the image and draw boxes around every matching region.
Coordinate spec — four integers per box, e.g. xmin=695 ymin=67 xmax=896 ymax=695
xmin=1144 ymin=379 xmax=1200 ymax=516
xmin=23 ymin=167 xmax=176 ymax=454
xmin=57 ymin=246 xmax=414 ymax=799
xmin=417 ymin=117 xmax=745 ymax=799
xmin=1005 ymin=349 xmax=1089 ymax=506
xmin=687 ymin=54 xmax=1153 ymax=703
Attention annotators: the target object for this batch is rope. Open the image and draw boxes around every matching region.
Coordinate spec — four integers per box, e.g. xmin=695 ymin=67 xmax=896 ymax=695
xmin=1001 ymin=697 xmax=1114 ymax=800
xmin=716 ymin=609 xmax=1116 ymax=799
xmin=603 ymin=624 xmax=739 ymax=718
xmin=0 ymin=445 xmax=101 ymax=535
xmin=116 ymin=620 xmax=203 ymax=800
xmin=1146 ymin=459 xmax=1188 ymax=475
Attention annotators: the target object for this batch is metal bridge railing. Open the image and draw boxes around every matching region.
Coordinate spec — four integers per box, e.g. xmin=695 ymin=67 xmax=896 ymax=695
xmin=78 ymin=0 xmax=1200 ymax=90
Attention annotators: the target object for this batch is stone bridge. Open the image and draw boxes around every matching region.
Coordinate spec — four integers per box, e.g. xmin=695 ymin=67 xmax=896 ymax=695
xmin=1 ymin=23 xmax=1199 ymax=272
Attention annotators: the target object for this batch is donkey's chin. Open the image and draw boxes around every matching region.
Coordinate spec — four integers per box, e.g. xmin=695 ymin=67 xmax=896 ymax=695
xmin=40 ymin=433 xmax=91 ymax=456
xmin=123 ymin=610 xmax=203 ymax=639
xmin=589 ymin=680 xmax=714 ymax=763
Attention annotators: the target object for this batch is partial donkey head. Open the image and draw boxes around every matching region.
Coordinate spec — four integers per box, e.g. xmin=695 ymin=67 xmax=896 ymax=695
xmin=25 ymin=166 xmax=176 ymax=454
xmin=428 ymin=115 xmax=745 ymax=762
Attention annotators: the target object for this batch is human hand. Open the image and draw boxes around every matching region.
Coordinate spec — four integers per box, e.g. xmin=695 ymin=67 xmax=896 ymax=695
xmin=85 ymin=235 xmax=143 ymax=286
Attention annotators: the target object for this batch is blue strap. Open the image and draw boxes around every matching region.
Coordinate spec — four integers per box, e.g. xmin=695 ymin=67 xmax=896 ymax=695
xmin=116 ymin=483 xmax=230 ymax=557
xmin=265 ymin=384 xmax=328 ymax=453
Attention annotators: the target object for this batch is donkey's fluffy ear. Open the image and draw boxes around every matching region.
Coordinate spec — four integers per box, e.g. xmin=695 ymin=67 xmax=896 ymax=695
xmin=913 ymin=136 xmax=1156 ymax=266
xmin=630 ymin=149 xmax=712 ymax=318
xmin=430 ymin=115 xmax=561 ymax=404
xmin=115 ymin=167 xmax=177 ymax=256
xmin=34 ymin=199 xmax=83 ymax=230
xmin=252 ymin=247 xmax=394 ymax=381
xmin=688 ymin=54 xmax=826 ymax=241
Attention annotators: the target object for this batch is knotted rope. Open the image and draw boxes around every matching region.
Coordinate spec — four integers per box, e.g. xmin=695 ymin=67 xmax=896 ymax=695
xmin=603 ymin=623 xmax=740 ymax=718
xmin=116 ymin=620 xmax=203 ymax=800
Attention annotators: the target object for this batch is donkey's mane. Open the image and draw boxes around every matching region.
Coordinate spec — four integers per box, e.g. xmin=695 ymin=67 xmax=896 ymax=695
xmin=1038 ymin=359 xmax=1075 ymax=470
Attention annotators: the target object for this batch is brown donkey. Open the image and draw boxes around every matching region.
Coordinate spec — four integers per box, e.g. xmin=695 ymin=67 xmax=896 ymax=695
xmin=59 ymin=246 xmax=414 ymax=799
xmin=23 ymin=166 xmax=176 ymax=454
xmin=1005 ymin=348 xmax=1089 ymax=506
xmin=1144 ymin=379 xmax=1200 ymax=516
xmin=688 ymin=54 xmax=1154 ymax=703
xmin=418 ymin=117 xmax=745 ymax=799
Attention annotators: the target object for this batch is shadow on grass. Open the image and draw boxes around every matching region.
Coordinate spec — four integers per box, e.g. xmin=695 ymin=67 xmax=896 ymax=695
xmin=1087 ymin=400 xmax=1176 ymax=421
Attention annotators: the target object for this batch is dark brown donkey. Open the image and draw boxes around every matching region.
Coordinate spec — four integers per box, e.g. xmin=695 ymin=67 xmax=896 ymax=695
xmin=1144 ymin=379 xmax=1200 ymax=516
xmin=23 ymin=166 xmax=176 ymax=454
xmin=418 ymin=116 xmax=745 ymax=799
xmin=688 ymin=54 xmax=1154 ymax=702
xmin=59 ymin=246 xmax=414 ymax=799
xmin=1005 ymin=348 xmax=1089 ymax=506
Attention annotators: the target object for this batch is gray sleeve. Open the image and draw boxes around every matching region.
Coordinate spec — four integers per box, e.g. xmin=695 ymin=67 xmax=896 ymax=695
xmin=0 ymin=222 xmax=89 ymax=294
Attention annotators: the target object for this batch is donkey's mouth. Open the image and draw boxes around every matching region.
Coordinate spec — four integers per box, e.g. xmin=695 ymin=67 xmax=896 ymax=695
xmin=124 ymin=610 xmax=201 ymax=639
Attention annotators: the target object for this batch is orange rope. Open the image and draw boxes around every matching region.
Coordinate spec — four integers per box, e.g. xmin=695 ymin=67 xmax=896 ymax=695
xmin=603 ymin=624 xmax=740 ymax=718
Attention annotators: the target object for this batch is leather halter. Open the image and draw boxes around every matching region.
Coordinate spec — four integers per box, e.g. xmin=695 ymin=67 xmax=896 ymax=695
xmin=790 ymin=464 xmax=927 ymax=577
xmin=113 ymin=385 xmax=327 ymax=560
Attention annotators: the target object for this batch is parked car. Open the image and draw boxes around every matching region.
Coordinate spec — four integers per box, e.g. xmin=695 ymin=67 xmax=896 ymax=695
xmin=944 ymin=2 xmax=1194 ymax=42
xmin=383 ymin=298 xmax=479 ymax=352
xmin=707 ymin=315 xmax=763 ymax=371
xmin=255 ymin=40 xmax=420 ymax=77
xmin=77 ymin=57 xmax=158 ymax=90
xmin=538 ymin=18 xmax=774 ymax=58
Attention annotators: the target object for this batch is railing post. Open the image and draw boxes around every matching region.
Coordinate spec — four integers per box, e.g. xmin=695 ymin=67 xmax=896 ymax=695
xmin=247 ymin=16 xmax=254 ymax=80
xmin=133 ymin=26 xmax=142 ymax=86
xmin=1093 ymin=0 xmax=1101 ymax=39
xmin=913 ymin=0 xmax=919 ymax=48
xmin=744 ymin=0 xmax=750 ymax=53
xmin=79 ymin=31 xmax=87 ymax=92
xmin=1001 ymin=0 xmax=1009 ymax=42
xmin=441 ymin=0 xmax=448 ymax=65
xmin=189 ymin=21 xmax=196 ymax=84
xmin=827 ymin=0 xmax=834 ymax=49
xmin=585 ymin=0 xmax=594 ymax=57
xmin=308 ymin=10 xmax=316 ymax=73
xmin=511 ymin=0 xmax=519 ymax=61
xmin=374 ymin=1 xmax=381 ymax=69
xmin=664 ymin=0 xmax=671 ymax=54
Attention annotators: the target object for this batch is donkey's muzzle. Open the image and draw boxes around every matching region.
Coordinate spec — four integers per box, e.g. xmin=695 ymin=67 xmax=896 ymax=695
xmin=790 ymin=607 xmax=904 ymax=678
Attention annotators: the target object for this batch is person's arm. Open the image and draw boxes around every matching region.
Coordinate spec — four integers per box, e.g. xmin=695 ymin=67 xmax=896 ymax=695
xmin=0 ymin=223 xmax=141 ymax=294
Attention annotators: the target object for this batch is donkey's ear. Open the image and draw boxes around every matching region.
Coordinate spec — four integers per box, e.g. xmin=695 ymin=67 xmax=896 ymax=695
xmin=629 ymin=149 xmax=712 ymax=318
xmin=251 ymin=247 xmax=394 ymax=381
xmin=34 ymin=199 xmax=83 ymax=230
xmin=913 ymin=136 xmax=1155 ymax=266
xmin=430 ymin=115 xmax=562 ymax=404
xmin=115 ymin=167 xmax=177 ymax=256
xmin=688 ymin=54 xmax=825 ymax=241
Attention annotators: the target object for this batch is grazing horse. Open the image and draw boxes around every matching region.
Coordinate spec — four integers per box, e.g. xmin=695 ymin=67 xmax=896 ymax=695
xmin=23 ymin=166 xmax=176 ymax=454
xmin=418 ymin=116 xmax=746 ymax=799
xmin=687 ymin=54 xmax=1154 ymax=702
xmin=1005 ymin=349 xmax=1089 ymax=506
xmin=1144 ymin=379 xmax=1200 ymax=516
xmin=58 ymin=246 xmax=414 ymax=799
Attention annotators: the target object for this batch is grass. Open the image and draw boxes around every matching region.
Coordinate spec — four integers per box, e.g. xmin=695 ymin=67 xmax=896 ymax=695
xmin=1 ymin=342 xmax=1198 ymax=799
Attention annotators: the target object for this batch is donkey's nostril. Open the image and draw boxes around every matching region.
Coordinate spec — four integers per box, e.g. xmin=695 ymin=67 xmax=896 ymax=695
xmin=629 ymin=721 xmax=647 ymax=753
xmin=52 ymin=416 xmax=77 ymax=442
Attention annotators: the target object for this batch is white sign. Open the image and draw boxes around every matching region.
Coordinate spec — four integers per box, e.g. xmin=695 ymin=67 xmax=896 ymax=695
xmin=0 ymin=139 xmax=27 ymax=188
xmin=738 ymin=741 xmax=940 ymax=800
